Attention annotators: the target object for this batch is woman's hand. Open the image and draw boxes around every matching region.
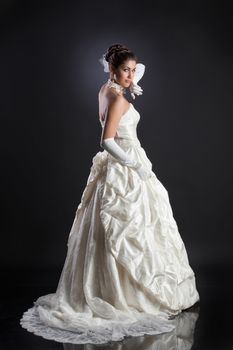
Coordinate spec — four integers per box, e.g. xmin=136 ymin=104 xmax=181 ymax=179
xmin=130 ymin=82 xmax=143 ymax=99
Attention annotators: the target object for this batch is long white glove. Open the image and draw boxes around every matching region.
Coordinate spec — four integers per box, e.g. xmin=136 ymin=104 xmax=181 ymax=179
xmin=100 ymin=137 xmax=152 ymax=181
xmin=130 ymin=63 xmax=145 ymax=100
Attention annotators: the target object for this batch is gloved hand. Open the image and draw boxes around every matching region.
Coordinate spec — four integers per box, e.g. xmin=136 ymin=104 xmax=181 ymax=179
xmin=100 ymin=137 xmax=152 ymax=181
xmin=130 ymin=84 xmax=143 ymax=99
xmin=130 ymin=63 xmax=145 ymax=100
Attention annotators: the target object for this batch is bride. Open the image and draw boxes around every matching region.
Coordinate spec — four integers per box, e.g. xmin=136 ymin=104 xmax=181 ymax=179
xmin=20 ymin=43 xmax=200 ymax=345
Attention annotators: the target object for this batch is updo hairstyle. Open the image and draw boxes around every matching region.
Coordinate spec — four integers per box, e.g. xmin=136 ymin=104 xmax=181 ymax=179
xmin=104 ymin=43 xmax=138 ymax=69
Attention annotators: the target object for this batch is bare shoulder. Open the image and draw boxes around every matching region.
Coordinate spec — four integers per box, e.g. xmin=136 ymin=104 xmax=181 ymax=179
xmin=107 ymin=94 xmax=127 ymax=117
xmin=98 ymin=83 xmax=129 ymax=120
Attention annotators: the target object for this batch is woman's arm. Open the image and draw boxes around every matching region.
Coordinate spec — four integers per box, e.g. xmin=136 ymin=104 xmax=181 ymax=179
xmin=100 ymin=97 xmax=152 ymax=180
xmin=100 ymin=96 xmax=140 ymax=167
xmin=100 ymin=96 xmax=125 ymax=140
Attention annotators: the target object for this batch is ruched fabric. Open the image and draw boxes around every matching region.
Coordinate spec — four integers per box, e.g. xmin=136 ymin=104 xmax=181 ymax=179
xmin=20 ymin=103 xmax=200 ymax=344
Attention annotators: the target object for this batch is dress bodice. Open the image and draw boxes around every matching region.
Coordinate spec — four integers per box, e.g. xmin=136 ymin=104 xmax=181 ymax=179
xmin=99 ymin=103 xmax=140 ymax=143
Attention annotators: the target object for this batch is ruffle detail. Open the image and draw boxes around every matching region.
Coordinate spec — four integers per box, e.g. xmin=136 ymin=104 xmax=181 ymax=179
xmin=20 ymin=303 xmax=177 ymax=345
xmin=19 ymin=142 xmax=200 ymax=343
xmin=20 ymin=303 xmax=199 ymax=345
xmin=98 ymin=142 xmax=199 ymax=313
xmin=75 ymin=151 xmax=109 ymax=214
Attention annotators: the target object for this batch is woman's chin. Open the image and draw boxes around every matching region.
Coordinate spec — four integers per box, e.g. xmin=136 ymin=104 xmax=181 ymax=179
xmin=124 ymin=81 xmax=131 ymax=87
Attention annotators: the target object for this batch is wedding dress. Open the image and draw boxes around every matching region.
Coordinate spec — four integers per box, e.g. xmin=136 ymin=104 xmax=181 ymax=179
xmin=20 ymin=101 xmax=200 ymax=345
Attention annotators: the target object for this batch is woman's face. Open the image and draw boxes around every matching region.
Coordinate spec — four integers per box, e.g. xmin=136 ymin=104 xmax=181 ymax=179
xmin=112 ymin=59 xmax=137 ymax=88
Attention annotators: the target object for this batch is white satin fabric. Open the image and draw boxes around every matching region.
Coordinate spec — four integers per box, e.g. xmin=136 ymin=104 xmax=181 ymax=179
xmin=20 ymin=102 xmax=200 ymax=344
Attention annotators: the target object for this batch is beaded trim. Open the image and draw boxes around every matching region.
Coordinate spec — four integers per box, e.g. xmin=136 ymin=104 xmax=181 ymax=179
xmin=106 ymin=78 xmax=126 ymax=95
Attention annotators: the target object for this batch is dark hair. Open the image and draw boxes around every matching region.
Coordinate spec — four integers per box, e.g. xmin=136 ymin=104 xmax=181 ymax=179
xmin=104 ymin=43 xmax=138 ymax=69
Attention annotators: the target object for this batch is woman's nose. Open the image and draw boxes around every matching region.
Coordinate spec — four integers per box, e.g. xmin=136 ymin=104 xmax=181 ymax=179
xmin=128 ymin=71 xmax=134 ymax=79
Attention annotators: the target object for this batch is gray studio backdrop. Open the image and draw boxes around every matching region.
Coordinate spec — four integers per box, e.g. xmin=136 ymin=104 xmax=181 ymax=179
xmin=1 ymin=1 xmax=232 ymax=271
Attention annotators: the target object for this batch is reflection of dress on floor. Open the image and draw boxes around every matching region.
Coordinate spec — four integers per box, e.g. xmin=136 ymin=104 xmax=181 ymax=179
xmin=20 ymin=102 xmax=200 ymax=344
xmin=62 ymin=306 xmax=200 ymax=349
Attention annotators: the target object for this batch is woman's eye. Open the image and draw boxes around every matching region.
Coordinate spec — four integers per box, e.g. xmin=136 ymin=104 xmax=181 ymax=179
xmin=124 ymin=69 xmax=136 ymax=72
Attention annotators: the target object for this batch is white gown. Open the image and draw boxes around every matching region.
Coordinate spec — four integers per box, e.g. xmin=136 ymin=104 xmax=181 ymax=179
xmin=20 ymin=102 xmax=200 ymax=345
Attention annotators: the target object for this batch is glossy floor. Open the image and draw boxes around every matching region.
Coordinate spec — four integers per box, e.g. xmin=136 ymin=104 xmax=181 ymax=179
xmin=1 ymin=265 xmax=233 ymax=350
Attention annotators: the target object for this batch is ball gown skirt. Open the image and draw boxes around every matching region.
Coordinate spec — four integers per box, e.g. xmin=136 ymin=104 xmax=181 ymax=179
xmin=20 ymin=103 xmax=200 ymax=344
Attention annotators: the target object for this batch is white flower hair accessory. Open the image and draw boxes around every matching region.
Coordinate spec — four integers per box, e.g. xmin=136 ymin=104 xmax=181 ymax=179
xmin=99 ymin=53 xmax=110 ymax=73
xmin=99 ymin=53 xmax=145 ymax=99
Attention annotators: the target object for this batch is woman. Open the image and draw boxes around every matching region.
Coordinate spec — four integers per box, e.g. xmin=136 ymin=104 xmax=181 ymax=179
xmin=20 ymin=43 xmax=200 ymax=345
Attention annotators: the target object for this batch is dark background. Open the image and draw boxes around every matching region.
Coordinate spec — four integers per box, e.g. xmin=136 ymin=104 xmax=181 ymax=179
xmin=1 ymin=1 xmax=233 ymax=349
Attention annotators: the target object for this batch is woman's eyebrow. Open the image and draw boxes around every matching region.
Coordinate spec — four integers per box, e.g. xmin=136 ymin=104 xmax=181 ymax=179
xmin=124 ymin=66 xmax=136 ymax=69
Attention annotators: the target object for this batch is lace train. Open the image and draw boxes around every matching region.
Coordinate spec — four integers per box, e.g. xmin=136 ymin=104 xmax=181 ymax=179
xmin=20 ymin=304 xmax=177 ymax=345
